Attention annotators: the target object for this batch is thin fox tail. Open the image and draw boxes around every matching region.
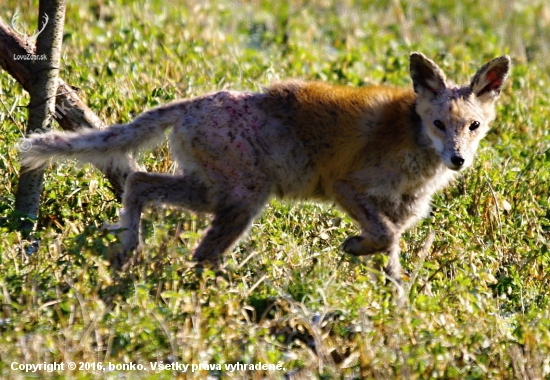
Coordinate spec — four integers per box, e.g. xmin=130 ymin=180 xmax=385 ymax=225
xmin=20 ymin=101 xmax=184 ymax=172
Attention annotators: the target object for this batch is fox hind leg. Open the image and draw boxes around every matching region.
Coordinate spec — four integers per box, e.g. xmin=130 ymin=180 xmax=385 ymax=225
xmin=112 ymin=171 xmax=214 ymax=269
xmin=113 ymin=170 xmax=268 ymax=270
xmin=192 ymin=197 xmax=268 ymax=265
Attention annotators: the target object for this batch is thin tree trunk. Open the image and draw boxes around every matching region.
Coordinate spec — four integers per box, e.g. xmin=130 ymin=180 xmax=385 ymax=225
xmin=14 ymin=0 xmax=66 ymax=232
xmin=0 ymin=16 xmax=138 ymax=202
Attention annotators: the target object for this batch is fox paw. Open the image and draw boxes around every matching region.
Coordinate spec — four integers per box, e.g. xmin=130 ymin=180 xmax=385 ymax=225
xmin=102 ymin=224 xmax=140 ymax=271
xmin=107 ymin=243 xmax=139 ymax=271
xmin=192 ymin=253 xmax=221 ymax=269
xmin=341 ymin=236 xmax=365 ymax=256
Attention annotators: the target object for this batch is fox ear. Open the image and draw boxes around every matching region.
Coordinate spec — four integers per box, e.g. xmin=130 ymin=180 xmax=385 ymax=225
xmin=470 ymin=55 xmax=511 ymax=102
xmin=410 ymin=52 xmax=447 ymax=97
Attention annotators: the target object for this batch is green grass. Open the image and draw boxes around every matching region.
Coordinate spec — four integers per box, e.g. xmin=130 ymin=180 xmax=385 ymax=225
xmin=1 ymin=0 xmax=550 ymax=378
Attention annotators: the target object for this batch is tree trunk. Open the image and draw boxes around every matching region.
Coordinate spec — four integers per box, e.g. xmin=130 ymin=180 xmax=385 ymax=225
xmin=14 ymin=0 xmax=67 ymax=232
xmin=0 ymin=15 xmax=138 ymax=203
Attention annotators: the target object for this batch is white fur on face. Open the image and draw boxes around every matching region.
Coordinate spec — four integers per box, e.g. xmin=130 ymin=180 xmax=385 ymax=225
xmin=417 ymin=89 xmax=493 ymax=171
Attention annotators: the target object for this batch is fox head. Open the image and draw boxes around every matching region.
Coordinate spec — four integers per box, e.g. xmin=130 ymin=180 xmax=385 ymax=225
xmin=410 ymin=52 xmax=510 ymax=171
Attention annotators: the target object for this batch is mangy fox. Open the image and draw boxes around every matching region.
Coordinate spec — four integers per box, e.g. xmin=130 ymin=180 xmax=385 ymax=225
xmin=20 ymin=52 xmax=510 ymax=283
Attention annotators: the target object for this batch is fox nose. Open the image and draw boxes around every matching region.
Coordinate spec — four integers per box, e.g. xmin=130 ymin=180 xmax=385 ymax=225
xmin=451 ymin=155 xmax=465 ymax=167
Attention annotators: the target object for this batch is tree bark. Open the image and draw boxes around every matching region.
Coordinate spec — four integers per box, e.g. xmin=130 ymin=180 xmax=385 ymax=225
xmin=14 ymin=0 xmax=66 ymax=232
xmin=0 ymin=15 xmax=137 ymax=205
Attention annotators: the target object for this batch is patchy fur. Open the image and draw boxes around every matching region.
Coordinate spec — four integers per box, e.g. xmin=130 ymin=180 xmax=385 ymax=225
xmin=20 ymin=53 xmax=510 ymax=283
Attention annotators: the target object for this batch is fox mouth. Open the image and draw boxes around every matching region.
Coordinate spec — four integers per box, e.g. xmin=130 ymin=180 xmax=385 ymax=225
xmin=444 ymin=161 xmax=468 ymax=171
xmin=447 ymin=165 xmax=464 ymax=171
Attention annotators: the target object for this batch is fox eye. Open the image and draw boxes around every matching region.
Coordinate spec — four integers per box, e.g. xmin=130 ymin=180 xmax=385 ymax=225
xmin=433 ymin=120 xmax=445 ymax=130
xmin=469 ymin=121 xmax=481 ymax=131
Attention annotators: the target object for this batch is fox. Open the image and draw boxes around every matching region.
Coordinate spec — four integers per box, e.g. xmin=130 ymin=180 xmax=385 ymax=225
xmin=20 ymin=52 xmax=510 ymax=284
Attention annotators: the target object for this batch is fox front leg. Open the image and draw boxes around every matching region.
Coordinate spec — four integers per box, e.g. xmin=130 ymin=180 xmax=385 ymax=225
xmin=334 ymin=181 xmax=403 ymax=284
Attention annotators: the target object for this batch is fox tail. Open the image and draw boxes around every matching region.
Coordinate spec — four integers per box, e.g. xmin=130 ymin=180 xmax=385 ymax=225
xmin=20 ymin=102 xmax=184 ymax=172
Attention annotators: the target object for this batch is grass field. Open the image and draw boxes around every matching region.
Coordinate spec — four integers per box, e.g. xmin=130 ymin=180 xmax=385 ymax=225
xmin=1 ymin=0 xmax=550 ymax=378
